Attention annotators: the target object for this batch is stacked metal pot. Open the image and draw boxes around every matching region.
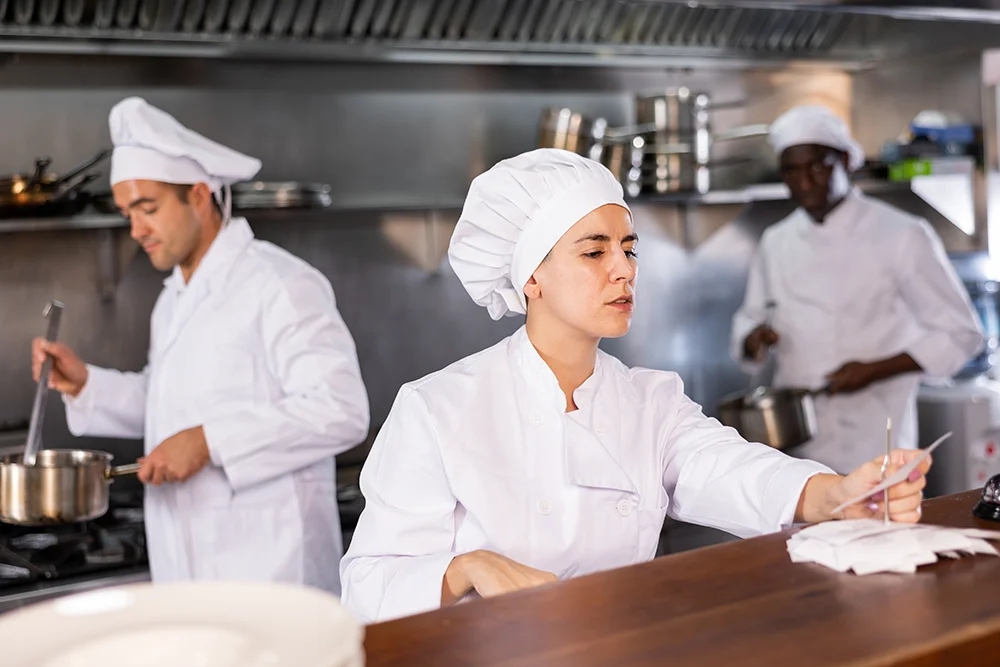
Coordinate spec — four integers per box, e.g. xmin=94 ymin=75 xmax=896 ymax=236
xmin=537 ymin=87 xmax=768 ymax=197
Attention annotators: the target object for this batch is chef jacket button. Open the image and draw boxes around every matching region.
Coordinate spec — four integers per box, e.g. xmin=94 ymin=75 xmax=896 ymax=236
xmin=595 ymin=420 xmax=608 ymax=434
xmin=537 ymin=500 xmax=552 ymax=515
xmin=616 ymin=500 xmax=633 ymax=517
xmin=530 ymin=412 xmax=544 ymax=426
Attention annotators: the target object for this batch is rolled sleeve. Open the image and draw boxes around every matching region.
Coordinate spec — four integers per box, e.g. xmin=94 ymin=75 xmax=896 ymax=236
xmin=344 ymin=553 xmax=458 ymax=624
xmin=62 ymin=364 xmax=100 ymax=436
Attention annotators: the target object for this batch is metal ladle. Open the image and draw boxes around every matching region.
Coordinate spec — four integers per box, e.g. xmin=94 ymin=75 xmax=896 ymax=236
xmin=22 ymin=301 xmax=63 ymax=466
xmin=881 ymin=417 xmax=892 ymax=525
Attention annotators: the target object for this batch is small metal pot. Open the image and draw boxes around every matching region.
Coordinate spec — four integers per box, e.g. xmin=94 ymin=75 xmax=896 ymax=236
xmin=0 ymin=449 xmax=140 ymax=526
xmin=634 ymin=88 xmax=766 ymax=194
xmin=537 ymin=108 xmax=658 ymax=158
xmin=537 ymin=109 xmax=651 ymax=196
xmin=537 ymin=108 xmax=609 ymax=161
xmin=718 ymin=388 xmax=821 ymax=451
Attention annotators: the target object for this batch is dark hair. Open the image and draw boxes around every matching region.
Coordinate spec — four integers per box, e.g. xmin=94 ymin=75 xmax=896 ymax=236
xmin=171 ymin=183 xmax=192 ymax=203
xmin=171 ymin=183 xmax=223 ymax=215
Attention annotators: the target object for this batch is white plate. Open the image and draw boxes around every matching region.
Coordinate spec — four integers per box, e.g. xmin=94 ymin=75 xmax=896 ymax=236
xmin=0 ymin=581 xmax=364 ymax=667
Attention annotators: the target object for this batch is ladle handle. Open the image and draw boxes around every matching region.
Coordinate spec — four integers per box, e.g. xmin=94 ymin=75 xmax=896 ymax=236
xmin=23 ymin=301 xmax=64 ymax=466
xmin=763 ymin=300 xmax=776 ymax=328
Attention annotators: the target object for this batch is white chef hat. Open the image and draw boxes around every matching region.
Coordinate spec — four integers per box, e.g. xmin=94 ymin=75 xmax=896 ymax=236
xmin=109 ymin=97 xmax=261 ymax=191
xmin=769 ymin=105 xmax=865 ymax=172
xmin=448 ymin=148 xmax=630 ymax=320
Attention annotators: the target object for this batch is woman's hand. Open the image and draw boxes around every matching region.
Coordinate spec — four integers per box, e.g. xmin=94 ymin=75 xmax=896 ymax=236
xmin=835 ymin=449 xmax=930 ymax=523
xmin=442 ymin=550 xmax=558 ymax=606
xmin=797 ymin=449 xmax=931 ymax=524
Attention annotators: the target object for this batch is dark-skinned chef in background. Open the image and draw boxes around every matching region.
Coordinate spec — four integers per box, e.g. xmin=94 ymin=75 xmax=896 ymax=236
xmin=731 ymin=105 xmax=984 ymax=473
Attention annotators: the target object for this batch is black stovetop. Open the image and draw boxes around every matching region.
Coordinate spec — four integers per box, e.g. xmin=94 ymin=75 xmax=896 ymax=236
xmin=0 ymin=419 xmax=28 ymax=433
xmin=0 ymin=489 xmax=147 ymax=591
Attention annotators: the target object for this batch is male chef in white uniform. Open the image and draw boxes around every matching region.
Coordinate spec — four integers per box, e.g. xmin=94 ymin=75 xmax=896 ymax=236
xmin=731 ymin=105 xmax=984 ymax=473
xmin=32 ymin=97 xmax=370 ymax=595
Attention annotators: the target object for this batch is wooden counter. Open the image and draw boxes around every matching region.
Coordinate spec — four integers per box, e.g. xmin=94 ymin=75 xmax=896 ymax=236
xmin=363 ymin=490 xmax=1000 ymax=667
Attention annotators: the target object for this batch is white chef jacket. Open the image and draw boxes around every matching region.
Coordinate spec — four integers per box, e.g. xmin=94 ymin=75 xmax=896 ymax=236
xmin=731 ymin=188 xmax=984 ymax=473
xmin=340 ymin=326 xmax=832 ymax=623
xmin=64 ymin=218 xmax=370 ymax=595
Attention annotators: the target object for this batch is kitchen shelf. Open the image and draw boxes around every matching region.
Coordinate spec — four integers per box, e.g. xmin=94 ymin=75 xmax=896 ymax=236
xmin=630 ymin=184 xmax=792 ymax=206
xmin=630 ymin=179 xmax=915 ymax=206
xmin=0 ymin=214 xmax=128 ymax=233
xmin=0 ymin=181 xmax=925 ymax=234
xmin=0 ymin=177 xmax=967 ymax=297
xmin=0 ymin=200 xmax=469 ymax=234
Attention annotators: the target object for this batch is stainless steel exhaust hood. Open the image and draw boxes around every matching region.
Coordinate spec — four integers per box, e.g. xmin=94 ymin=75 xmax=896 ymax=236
xmin=0 ymin=1 xmax=997 ymax=68
xmin=682 ymin=1 xmax=1000 ymax=23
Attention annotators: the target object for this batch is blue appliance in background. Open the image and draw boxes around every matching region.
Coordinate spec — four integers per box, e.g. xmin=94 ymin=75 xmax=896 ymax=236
xmin=949 ymin=252 xmax=1000 ymax=379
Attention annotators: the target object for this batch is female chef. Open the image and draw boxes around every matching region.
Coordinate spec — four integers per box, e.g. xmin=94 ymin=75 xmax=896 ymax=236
xmin=340 ymin=149 xmax=929 ymax=623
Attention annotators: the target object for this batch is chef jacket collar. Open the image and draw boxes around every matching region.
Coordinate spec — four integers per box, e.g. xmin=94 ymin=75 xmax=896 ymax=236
xmin=511 ymin=326 xmax=637 ymax=495
xmin=797 ymin=186 xmax=864 ymax=238
xmin=511 ymin=326 xmax=603 ymax=414
xmin=163 ymin=217 xmax=254 ymax=294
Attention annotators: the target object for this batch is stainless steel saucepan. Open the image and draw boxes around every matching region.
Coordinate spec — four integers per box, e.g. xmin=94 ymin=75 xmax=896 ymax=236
xmin=0 ymin=450 xmax=140 ymax=525
xmin=718 ymin=386 xmax=825 ymax=451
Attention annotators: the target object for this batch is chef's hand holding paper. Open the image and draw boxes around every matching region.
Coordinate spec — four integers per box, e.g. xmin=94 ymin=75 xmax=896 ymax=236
xmin=835 ymin=449 xmax=931 ymax=523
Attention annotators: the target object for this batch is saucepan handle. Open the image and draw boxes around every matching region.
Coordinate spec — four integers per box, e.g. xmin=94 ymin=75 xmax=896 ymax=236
xmin=810 ymin=385 xmax=832 ymax=396
xmin=106 ymin=463 xmax=142 ymax=478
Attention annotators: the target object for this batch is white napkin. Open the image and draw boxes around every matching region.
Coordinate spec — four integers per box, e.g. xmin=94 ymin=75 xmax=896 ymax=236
xmin=787 ymin=519 xmax=1000 ymax=575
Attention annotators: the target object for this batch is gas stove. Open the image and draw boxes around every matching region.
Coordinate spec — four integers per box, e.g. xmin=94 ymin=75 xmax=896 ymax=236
xmin=0 ymin=418 xmax=147 ymax=588
xmin=0 ymin=489 xmax=147 ymax=591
